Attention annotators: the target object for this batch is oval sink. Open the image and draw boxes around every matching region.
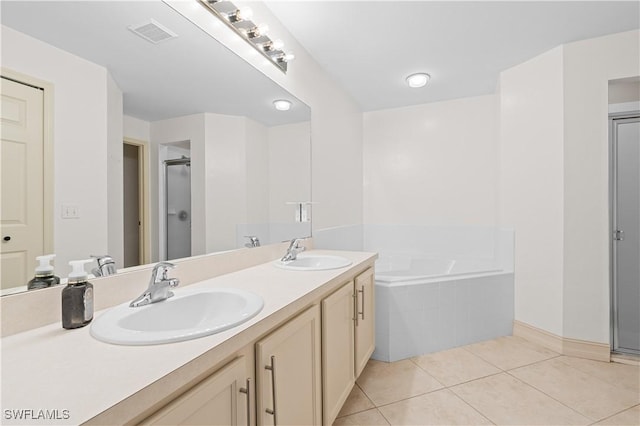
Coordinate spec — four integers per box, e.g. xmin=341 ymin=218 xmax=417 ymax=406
xmin=90 ymin=288 xmax=263 ymax=345
xmin=274 ymin=254 xmax=352 ymax=271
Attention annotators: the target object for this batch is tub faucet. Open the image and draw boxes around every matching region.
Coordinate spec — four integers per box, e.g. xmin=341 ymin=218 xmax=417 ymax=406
xmin=244 ymin=235 xmax=261 ymax=248
xmin=281 ymin=238 xmax=305 ymax=262
xmin=129 ymin=262 xmax=180 ymax=308
xmin=91 ymin=255 xmax=116 ymax=277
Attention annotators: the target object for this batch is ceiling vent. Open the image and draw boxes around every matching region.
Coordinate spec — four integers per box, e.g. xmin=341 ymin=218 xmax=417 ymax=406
xmin=129 ymin=19 xmax=177 ymax=44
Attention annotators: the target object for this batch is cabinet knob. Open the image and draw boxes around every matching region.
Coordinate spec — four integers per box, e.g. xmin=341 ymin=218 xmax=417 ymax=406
xmin=3 ymin=236 xmax=10 ymax=242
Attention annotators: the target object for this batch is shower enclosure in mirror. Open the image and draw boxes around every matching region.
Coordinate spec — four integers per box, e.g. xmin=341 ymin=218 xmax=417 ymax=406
xmin=165 ymin=156 xmax=192 ymax=261
xmin=0 ymin=0 xmax=311 ymax=296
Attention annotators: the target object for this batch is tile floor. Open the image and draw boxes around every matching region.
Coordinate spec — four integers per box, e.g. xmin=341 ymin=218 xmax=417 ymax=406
xmin=334 ymin=336 xmax=640 ymax=426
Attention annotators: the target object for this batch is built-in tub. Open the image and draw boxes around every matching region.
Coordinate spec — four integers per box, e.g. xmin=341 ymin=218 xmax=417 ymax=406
xmin=372 ymin=253 xmax=514 ymax=362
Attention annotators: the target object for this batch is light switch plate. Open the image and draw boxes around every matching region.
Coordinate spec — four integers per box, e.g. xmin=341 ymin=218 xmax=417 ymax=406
xmin=61 ymin=204 xmax=80 ymax=219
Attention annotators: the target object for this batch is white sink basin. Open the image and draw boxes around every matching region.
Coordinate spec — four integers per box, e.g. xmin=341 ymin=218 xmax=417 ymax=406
xmin=90 ymin=288 xmax=263 ymax=345
xmin=274 ymin=254 xmax=352 ymax=271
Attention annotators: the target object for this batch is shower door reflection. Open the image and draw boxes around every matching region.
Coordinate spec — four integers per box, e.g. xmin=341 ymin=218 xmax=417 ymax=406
xmin=165 ymin=157 xmax=191 ymax=260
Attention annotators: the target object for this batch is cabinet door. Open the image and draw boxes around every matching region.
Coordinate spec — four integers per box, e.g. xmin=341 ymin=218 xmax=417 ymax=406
xmin=354 ymin=268 xmax=375 ymax=377
xmin=256 ymin=305 xmax=321 ymax=426
xmin=141 ymin=356 xmax=250 ymax=426
xmin=321 ymin=281 xmax=355 ymax=425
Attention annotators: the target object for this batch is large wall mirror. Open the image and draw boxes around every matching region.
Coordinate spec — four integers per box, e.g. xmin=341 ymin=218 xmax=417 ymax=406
xmin=0 ymin=0 xmax=311 ymax=296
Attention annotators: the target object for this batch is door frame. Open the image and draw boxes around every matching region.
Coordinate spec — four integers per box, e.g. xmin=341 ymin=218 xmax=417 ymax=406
xmin=609 ymin=110 xmax=640 ymax=355
xmin=1 ymin=68 xmax=54 ymax=256
xmin=123 ymin=138 xmax=151 ymax=265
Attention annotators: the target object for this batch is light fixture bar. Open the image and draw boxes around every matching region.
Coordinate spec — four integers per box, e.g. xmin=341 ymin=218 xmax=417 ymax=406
xmin=199 ymin=0 xmax=289 ymax=73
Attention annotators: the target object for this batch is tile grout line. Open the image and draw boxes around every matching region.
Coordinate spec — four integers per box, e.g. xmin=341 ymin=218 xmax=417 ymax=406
xmin=502 ymin=367 xmax=598 ymax=422
xmin=587 ymin=403 xmax=640 ymax=426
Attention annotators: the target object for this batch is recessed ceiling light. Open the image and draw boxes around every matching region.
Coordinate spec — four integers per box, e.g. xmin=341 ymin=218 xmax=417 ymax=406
xmin=406 ymin=73 xmax=430 ymax=88
xmin=273 ymin=99 xmax=292 ymax=111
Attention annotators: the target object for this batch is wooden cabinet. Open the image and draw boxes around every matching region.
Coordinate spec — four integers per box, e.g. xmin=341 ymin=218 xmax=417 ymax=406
xmin=256 ymin=305 xmax=322 ymax=426
xmin=322 ymin=268 xmax=375 ymax=425
xmin=139 ymin=264 xmax=374 ymax=426
xmin=140 ymin=356 xmax=251 ymax=426
xmin=321 ymin=281 xmax=356 ymax=425
xmin=354 ymin=267 xmax=375 ymax=377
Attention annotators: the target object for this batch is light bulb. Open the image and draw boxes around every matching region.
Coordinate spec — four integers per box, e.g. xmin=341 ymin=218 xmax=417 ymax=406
xmin=273 ymin=100 xmax=292 ymax=111
xmin=271 ymin=39 xmax=284 ymax=50
xmin=284 ymin=52 xmax=295 ymax=62
xmin=406 ymin=73 xmax=430 ymax=88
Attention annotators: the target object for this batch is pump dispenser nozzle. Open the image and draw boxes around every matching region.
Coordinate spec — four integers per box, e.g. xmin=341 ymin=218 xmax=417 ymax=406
xmin=35 ymin=254 xmax=55 ymax=275
xmin=68 ymin=259 xmax=93 ymax=283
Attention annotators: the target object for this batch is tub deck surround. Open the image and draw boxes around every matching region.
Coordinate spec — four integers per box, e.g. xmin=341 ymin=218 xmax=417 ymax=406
xmin=0 ymin=249 xmax=377 ymax=425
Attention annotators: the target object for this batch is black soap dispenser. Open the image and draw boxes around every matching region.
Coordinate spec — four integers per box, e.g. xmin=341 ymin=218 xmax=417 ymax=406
xmin=62 ymin=259 xmax=94 ymax=330
xmin=27 ymin=254 xmax=61 ymax=290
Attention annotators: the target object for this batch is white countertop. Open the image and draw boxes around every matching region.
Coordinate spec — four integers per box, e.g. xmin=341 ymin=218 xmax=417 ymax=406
xmin=0 ymin=250 xmax=376 ymax=425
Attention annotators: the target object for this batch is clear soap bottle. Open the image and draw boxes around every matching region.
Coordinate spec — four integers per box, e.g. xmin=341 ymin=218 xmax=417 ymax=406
xmin=62 ymin=259 xmax=94 ymax=330
xmin=27 ymin=254 xmax=61 ymax=290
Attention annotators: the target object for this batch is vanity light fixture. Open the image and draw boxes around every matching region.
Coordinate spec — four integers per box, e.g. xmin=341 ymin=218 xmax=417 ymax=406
xmin=273 ymin=100 xmax=292 ymax=111
xmin=199 ymin=0 xmax=292 ymax=73
xmin=406 ymin=73 xmax=431 ymax=88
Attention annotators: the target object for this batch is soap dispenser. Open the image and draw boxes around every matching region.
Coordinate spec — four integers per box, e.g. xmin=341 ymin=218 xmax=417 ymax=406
xmin=62 ymin=259 xmax=94 ymax=330
xmin=27 ymin=254 xmax=61 ymax=290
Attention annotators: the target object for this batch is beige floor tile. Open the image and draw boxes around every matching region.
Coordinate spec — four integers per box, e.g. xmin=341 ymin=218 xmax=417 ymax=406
xmin=356 ymin=359 xmax=444 ymax=406
xmin=595 ymin=405 xmax=640 ymax=425
xmin=511 ymin=357 xmax=640 ymax=421
xmin=451 ymin=372 xmax=590 ymax=425
xmin=378 ymin=388 xmax=492 ymax=425
xmin=465 ymin=335 xmax=560 ymax=370
xmin=412 ymin=347 xmax=501 ymax=386
xmin=338 ymin=384 xmax=375 ymax=418
xmin=333 ymin=408 xmax=390 ymax=426
xmin=557 ymin=356 xmax=640 ymax=393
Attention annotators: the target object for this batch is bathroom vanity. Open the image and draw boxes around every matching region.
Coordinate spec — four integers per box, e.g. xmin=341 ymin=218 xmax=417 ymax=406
xmin=0 ymin=246 xmax=376 ymax=426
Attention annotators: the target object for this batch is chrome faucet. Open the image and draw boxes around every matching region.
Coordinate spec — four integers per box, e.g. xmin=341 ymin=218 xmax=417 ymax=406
xmin=281 ymin=238 xmax=305 ymax=262
xmin=91 ymin=255 xmax=116 ymax=277
xmin=129 ymin=262 xmax=180 ymax=308
xmin=244 ymin=235 xmax=261 ymax=248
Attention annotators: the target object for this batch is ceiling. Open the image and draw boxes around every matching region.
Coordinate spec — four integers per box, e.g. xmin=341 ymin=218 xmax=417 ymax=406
xmin=0 ymin=1 xmax=310 ymax=125
xmin=265 ymin=1 xmax=640 ymax=111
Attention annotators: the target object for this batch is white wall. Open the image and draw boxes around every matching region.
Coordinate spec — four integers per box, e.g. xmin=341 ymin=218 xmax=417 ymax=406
xmin=363 ymin=95 xmax=499 ymax=226
xmin=499 ymin=46 xmax=565 ymax=337
xmin=268 ymin=122 xmax=312 ymax=223
xmin=562 ymin=30 xmax=640 ymax=343
xmin=203 ymin=113 xmax=248 ymax=253
xmin=246 ymin=120 xmax=270 ymax=225
xmin=106 ymin=73 xmax=124 ymax=268
xmin=169 ymin=1 xmax=364 ymax=233
xmin=124 ymin=115 xmax=151 ymax=142
xmin=150 ymin=114 xmax=205 ymax=260
xmin=1 ymin=26 xmax=112 ymax=276
xmin=498 ymin=30 xmax=640 ymax=344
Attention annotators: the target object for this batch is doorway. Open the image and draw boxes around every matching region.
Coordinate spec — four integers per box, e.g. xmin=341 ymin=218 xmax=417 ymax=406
xmin=123 ymin=139 xmax=149 ymax=267
xmin=610 ymin=113 xmax=640 ymax=356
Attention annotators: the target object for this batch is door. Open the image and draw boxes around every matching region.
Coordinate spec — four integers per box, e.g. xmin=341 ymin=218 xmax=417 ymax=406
xmin=612 ymin=115 xmax=640 ymax=355
xmin=165 ymin=158 xmax=191 ymax=260
xmin=321 ymin=281 xmax=355 ymax=426
xmin=256 ymin=305 xmax=321 ymax=426
xmin=140 ymin=357 xmax=250 ymax=425
xmin=354 ymin=268 xmax=375 ymax=376
xmin=0 ymin=77 xmax=44 ymax=291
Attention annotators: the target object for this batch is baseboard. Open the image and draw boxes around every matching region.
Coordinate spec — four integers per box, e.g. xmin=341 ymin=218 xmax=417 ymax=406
xmin=513 ymin=320 xmax=610 ymax=362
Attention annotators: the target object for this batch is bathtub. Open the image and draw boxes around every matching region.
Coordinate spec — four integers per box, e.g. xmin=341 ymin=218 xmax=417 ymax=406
xmin=372 ymin=253 xmax=514 ymax=362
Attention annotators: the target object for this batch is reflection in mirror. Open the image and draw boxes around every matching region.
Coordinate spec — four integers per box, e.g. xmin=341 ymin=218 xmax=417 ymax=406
xmin=0 ymin=0 xmax=311 ymax=296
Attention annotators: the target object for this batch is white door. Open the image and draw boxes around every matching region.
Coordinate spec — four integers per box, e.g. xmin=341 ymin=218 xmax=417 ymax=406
xmin=1 ymin=77 xmax=44 ymax=291
xmin=612 ymin=115 xmax=640 ymax=355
